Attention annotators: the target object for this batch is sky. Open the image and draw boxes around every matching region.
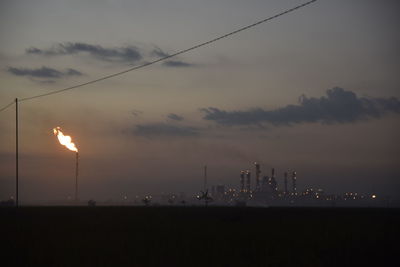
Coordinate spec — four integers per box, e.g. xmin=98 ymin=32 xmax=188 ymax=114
xmin=0 ymin=0 xmax=399 ymax=204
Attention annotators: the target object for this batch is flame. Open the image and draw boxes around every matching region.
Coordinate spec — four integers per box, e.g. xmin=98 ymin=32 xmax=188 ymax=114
xmin=53 ymin=127 xmax=78 ymax=152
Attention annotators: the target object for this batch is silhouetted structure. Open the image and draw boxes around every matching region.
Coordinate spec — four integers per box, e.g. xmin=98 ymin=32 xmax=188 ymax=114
xmin=197 ymin=190 xmax=212 ymax=207
xmin=292 ymin=171 xmax=297 ymax=195
xmin=75 ymin=152 xmax=79 ymax=201
xmin=204 ymin=165 xmax=207 ymax=191
xmin=268 ymin=168 xmax=278 ymax=196
xmin=246 ymin=170 xmax=251 ymax=193
xmin=254 ymin=162 xmax=261 ymax=191
xmin=240 ymin=171 xmax=245 ymax=193
xmin=284 ymin=172 xmax=288 ymax=195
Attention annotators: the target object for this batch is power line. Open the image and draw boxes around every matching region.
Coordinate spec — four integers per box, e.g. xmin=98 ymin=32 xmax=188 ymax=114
xmin=0 ymin=101 xmax=15 ymax=113
xmin=2 ymin=0 xmax=317 ymax=106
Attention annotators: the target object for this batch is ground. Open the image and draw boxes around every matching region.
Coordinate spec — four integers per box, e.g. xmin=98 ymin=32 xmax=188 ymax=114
xmin=1 ymin=207 xmax=398 ymax=267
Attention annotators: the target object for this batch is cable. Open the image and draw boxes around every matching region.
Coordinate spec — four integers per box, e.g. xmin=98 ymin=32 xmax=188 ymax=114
xmin=0 ymin=101 xmax=15 ymax=113
xmin=8 ymin=0 xmax=316 ymax=103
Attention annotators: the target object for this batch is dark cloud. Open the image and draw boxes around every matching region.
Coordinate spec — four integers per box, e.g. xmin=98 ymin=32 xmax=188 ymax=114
xmin=151 ymin=47 xmax=169 ymax=58
xmin=167 ymin=113 xmax=184 ymax=121
xmin=26 ymin=42 xmax=142 ymax=63
xmin=7 ymin=66 xmax=82 ymax=79
xmin=66 ymin=68 xmax=82 ymax=76
xmin=26 ymin=47 xmax=42 ymax=54
xmin=201 ymin=87 xmax=400 ymax=126
xmin=132 ymin=123 xmax=199 ymax=137
xmin=162 ymin=60 xmax=193 ymax=67
xmin=151 ymin=47 xmax=193 ymax=67
xmin=25 ymin=43 xmax=194 ymax=66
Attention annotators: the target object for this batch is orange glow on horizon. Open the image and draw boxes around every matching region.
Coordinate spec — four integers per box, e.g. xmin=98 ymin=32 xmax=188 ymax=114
xmin=53 ymin=126 xmax=78 ymax=152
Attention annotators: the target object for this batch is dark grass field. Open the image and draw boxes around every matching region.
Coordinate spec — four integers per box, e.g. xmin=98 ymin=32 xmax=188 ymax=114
xmin=1 ymin=207 xmax=399 ymax=267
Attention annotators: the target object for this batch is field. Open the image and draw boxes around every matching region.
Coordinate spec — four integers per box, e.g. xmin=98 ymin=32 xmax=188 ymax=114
xmin=1 ymin=207 xmax=398 ymax=267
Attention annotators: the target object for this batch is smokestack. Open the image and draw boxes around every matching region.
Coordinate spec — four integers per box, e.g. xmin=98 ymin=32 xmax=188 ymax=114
xmin=284 ymin=172 xmax=288 ymax=195
xmin=269 ymin=168 xmax=277 ymax=193
xmin=246 ymin=170 xmax=251 ymax=193
xmin=75 ymin=152 xmax=79 ymax=201
xmin=254 ymin=162 xmax=261 ymax=191
xmin=52 ymin=127 xmax=79 ymax=203
xmin=292 ymin=171 xmax=297 ymax=195
xmin=240 ymin=171 xmax=245 ymax=192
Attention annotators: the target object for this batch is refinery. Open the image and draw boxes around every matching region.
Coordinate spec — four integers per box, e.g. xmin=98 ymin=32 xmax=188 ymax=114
xmin=133 ymin=162 xmax=385 ymax=208
xmin=0 ymin=161 xmax=387 ymax=207
xmin=61 ymin=162 xmax=387 ymax=207
xmin=188 ymin=162 xmax=383 ymax=207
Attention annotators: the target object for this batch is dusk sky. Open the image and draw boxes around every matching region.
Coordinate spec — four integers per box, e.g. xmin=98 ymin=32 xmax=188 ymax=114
xmin=0 ymin=0 xmax=399 ymax=203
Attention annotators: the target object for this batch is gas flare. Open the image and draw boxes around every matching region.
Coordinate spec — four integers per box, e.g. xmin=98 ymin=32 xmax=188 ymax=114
xmin=53 ymin=127 xmax=78 ymax=152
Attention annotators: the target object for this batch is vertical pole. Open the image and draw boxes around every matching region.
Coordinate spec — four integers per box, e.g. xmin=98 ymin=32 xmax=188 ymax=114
xmin=75 ymin=152 xmax=78 ymax=202
xmin=240 ymin=171 xmax=245 ymax=192
xmin=284 ymin=172 xmax=288 ymax=195
xmin=15 ymin=98 xmax=19 ymax=207
xmin=204 ymin=165 xmax=207 ymax=191
xmin=255 ymin=163 xmax=260 ymax=191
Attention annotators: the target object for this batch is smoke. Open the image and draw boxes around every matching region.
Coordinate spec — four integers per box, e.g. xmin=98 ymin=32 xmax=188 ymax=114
xmin=201 ymin=87 xmax=400 ymax=126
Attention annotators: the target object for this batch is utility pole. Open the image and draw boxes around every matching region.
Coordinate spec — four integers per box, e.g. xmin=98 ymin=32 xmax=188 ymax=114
xmin=15 ymin=98 xmax=18 ymax=207
xmin=204 ymin=165 xmax=207 ymax=191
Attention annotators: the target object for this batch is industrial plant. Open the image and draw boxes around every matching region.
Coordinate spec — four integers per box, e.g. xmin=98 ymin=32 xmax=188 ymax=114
xmin=0 ymin=160 xmax=386 ymax=207
xmin=202 ymin=162 xmax=383 ymax=207
xmin=107 ymin=162 xmax=385 ymax=208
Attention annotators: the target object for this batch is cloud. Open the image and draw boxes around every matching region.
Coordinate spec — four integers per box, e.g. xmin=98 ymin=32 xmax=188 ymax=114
xmin=66 ymin=68 xmax=82 ymax=76
xmin=151 ymin=47 xmax=169 ymax=58
xmin=162 ymin=60 xmax=194 ymax=68
xmin=132 ymin=123 xmax=199 ymax=137
xmin=7 ymin=66 xmax=82 ymax=79
xmin=25 ymin=43 xmax=194 ymax=67
xmin=25 ymin=47 xmax=42 ymax=54
xmin=152 ymin=47 xmax=194 ymax=67
xmin=201 ymin=87 xmax=400 ymax=126
xmin=167 ymin=113 xmax=184 ymax=121
xmin=26 ymin=42 xmax=142 ymax=63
